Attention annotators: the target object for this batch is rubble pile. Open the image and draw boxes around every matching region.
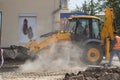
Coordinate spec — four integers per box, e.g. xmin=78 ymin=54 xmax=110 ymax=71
xmin=63 ymin=67 xmax=120 ymax=80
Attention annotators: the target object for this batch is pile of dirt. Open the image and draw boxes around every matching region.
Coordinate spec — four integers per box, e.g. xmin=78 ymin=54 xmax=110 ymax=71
xmin=63 ymin=67 xmax=120 ymax=80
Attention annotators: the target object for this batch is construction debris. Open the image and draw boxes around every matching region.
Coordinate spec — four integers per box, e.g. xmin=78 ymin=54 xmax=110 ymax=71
xmin=63 ymin=67 xmax=120 ymax=80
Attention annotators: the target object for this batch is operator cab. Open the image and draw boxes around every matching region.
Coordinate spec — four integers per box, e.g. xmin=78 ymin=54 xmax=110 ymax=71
xmin=68 ymin=16 xmax=101 ymax=41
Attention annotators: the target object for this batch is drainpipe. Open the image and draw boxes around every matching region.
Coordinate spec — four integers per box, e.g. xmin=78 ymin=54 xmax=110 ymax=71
xmin=52 ymin=0 xmax=62 ymax=32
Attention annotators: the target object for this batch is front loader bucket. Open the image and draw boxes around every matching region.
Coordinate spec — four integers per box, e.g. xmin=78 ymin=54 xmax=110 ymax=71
xmin=3 ymin=45 xmax=30 ymax=60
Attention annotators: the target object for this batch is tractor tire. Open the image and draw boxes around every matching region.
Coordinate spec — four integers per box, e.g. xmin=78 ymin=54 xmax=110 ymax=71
xmin=81 ymin=43 xmax=104 ymax=65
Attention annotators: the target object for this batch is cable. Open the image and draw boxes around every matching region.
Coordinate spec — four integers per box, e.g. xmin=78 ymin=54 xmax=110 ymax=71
xmin=0 ymin=49 xmax=4 ymax=68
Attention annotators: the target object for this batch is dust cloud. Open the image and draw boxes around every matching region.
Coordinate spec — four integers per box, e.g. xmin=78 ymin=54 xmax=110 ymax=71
xmin=18 ymin=42 xmax=88 ymax=72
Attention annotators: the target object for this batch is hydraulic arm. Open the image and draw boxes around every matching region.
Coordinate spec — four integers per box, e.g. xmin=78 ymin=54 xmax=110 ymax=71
xmin=100 ymin=8 xmax=115 ymax=59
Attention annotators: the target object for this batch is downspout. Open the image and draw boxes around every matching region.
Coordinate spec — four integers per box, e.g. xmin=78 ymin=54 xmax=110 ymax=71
xmin=52 ymin=0 xmax=62 ymax=32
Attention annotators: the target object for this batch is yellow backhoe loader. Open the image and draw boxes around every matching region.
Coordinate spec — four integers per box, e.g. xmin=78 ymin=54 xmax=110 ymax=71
xmin=66 ymin=8 xmax=115 ymax=64
xmin=2 ymin=8 xmax=115 ymax=65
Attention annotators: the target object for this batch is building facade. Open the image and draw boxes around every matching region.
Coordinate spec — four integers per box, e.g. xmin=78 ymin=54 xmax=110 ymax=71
xmin=0 ymin=0 xmax=69 ymax=46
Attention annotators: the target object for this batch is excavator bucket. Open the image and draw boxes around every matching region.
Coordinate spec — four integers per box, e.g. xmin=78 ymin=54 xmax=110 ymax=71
xmin=2 ymin=45 xmax=29 ymax=60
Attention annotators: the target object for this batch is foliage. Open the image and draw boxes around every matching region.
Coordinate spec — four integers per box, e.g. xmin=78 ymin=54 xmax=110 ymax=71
xmin=97 ymin=0 xmax=120 ymax=34
xmin=70 ymin=0 xmax=102 ymax=15
xmin=69 ymin=0 xmax=120 ymax=27
xmin=74 ymin=1 xmax=120 ymax=29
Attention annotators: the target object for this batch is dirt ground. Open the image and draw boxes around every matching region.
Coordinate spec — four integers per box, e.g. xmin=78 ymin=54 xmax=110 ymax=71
xmin=0 ymin=57 xmax=120 ymax=80
xmin=63 ymin=67 xmax=120 ymax=80
xmin=63 ymin=57 xmax=120 ymax=80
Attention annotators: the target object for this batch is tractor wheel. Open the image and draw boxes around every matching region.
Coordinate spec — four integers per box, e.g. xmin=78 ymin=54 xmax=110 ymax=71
xmin=81 ymin=43 xmax=104 ymax=65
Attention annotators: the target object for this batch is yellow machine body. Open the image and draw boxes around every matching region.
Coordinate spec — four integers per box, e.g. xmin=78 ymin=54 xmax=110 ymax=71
xmin=100 ymin=8 xmax=115 ymax=59
xmin=25 ymin=31 xmax=71 ymax=53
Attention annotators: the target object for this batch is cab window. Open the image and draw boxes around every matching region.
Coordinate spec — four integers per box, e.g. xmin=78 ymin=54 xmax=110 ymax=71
xmin=76 ymin=19 xmax=89 ymax=37
xmin=92 ymin=19 xmax=100 ymax=39
xmin=68 ymin=20 xmax=76 ymax=32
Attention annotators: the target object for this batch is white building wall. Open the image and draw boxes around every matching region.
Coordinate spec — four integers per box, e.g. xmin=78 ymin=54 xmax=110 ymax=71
xmin=0 ymin=0 xmax=62 ymax=46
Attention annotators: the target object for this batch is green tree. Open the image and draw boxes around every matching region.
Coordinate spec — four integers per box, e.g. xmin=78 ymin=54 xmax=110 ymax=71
xmin=97 ymin=0 xmax=120 ymax=27
xmin=70 ymin=0 xmax=100 ymax=15
xmin=81 ymin=1 xmax=91 ymax=14
xmin=97 ymin=0 xmax=120 ymax=35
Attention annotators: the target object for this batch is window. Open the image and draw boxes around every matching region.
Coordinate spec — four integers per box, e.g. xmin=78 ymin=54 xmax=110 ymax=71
xmin=68 ymin=20 xmax=76 ymax=32
xmin=19 ymin=14 xmax=37 ymax=43
xmin=92 ymin=19 xmax=100 ymax=38
xmin=76 ymin=19 xmax=89 ymax=37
